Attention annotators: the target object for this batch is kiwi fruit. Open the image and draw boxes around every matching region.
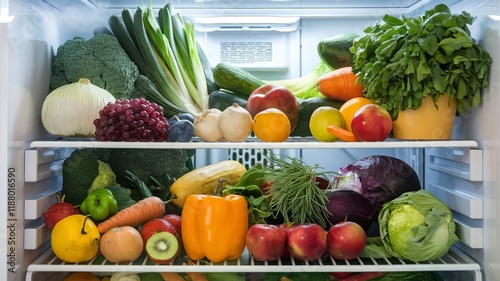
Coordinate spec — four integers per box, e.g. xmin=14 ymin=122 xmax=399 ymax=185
xmin=145 ymin=231 xmax=180 ymax=264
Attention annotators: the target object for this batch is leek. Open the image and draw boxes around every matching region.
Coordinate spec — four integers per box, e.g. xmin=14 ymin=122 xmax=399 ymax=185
xmin=166 ymin=4 xmax=208 ymax=110
xmin=132 ymin=7 xmax=196 ymax=114
xmin=265 ymin=61 xmax=332 ymax=99
xmin=142 ymin=7 xmax=199 ymax=113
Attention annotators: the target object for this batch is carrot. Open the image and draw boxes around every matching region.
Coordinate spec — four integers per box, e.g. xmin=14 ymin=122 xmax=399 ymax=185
xmin=186 ymin=272 xmax=208 ymax=281
xmin=185 ymin=260 xmax=209 ymax=281
xmin=339 ymin=272 xmax=385 ymax=281
xmin=97 ymin=196 xmax=165 ymax=233
xmin=317 ymin=67 xmax=364 ymax=101
xmin=160 ymin=272 xmax=185 ymax=281
xmin=327 ymin=125 xmax=358 ymax=142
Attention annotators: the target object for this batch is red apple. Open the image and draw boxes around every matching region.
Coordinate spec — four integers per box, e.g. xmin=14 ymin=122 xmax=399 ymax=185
xmin=330 ymin=272 xmax=353 ymax=278
xmin=315 ymin=176 xmax=330 ymax=190
xmin=261 ymin=181 xmax=273 ymax=194
xmin=287 ymin=223 xmax=327 ymax=261
xmin=351 ymin=104 xmax=393 ymax=142
xmin=162 ymin=214 xmax=182 ymax=237
xmin=327 ymin=221 xmax=366 ymax=260
xmin=246 ymin=224 xmax=286 ymax=261
xmin=246 ymin=84 xmax=300 ymax=131
xmin=140 ymin=218 xmax=179 ymax=247
xmin=279 ymin=222 xmax=299 ymax=257
xmin=43 ymin=195 xmax=79 ymax=230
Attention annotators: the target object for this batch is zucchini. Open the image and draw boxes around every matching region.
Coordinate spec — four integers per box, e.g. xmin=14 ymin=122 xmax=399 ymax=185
xmin=208 ymin=90 xmax=248 ymax=112
xmin=169 ymin=160 xmax=247 ymax=208
xmin=108 ymin=14 xmax=149 ymax=75
xmin=317 ymin=33 xmax=359 ymax=70
xmin=291 ymin=97 xmax=345 ymax=137
xmin=213 ymin=63 xmax=266 ymax=96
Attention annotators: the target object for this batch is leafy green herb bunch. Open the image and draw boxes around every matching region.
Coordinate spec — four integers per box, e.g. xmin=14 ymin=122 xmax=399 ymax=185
xmin=350 ymin=4 xmax=492 ymax=119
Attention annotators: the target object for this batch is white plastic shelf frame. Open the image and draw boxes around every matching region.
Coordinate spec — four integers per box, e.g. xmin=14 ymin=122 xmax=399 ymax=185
xmin=30 ymin=137 xmax=479 ymax=150
xmin=26 ymin=247 xmax=481 ymax=281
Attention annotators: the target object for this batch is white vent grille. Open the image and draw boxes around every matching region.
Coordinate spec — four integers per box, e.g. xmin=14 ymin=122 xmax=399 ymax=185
xmin=220 ymin=41 xmax=273 ymax=64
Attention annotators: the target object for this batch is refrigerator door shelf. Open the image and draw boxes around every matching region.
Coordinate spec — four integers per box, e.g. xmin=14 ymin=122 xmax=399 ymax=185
xmin=427 ymin=148 xmax=483 ymax=182
xmin=24 ymin=148 xmax=73 ymax=183
xmin=455 ymin=219 xmax=484 ymax=249
xmin=24 ymin=189 xmax=60 ymax=220
xmin=427 ymin=183 xmax=483 ymax=219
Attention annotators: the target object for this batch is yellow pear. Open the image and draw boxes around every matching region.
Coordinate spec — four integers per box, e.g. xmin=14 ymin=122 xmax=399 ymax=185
xmin=51 ymin=214 xmax=100 ymax=263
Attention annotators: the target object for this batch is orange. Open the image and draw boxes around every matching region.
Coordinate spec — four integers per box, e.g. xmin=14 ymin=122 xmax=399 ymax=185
xmin=253 ymin=108 xmax=291 ymax=142
xmin=339 ymin=97 xmax=374 ymax=132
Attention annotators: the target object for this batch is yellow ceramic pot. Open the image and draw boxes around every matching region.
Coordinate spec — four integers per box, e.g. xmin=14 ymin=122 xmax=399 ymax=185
xmin=392 ymin=95 xmax=457 ymax=140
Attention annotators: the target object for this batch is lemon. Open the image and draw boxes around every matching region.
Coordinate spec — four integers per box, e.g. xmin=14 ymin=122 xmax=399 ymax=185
xmin=51 ymin=214 xmax=100 ymax=263
xmin=309 ymin=106 xmax=345 ymax=142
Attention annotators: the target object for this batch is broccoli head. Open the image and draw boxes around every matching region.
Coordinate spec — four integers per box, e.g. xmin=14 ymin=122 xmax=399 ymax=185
xmin=107 ymin=148 xmax=195 ymax=190
xmin=106 ymin=186 xmax=137 ymax=211
xmin=50 ymin=34 xmax=139 ymax=99
xmin=87 ymin=160 xmax=116 ymax=194
xmin=62 ymin=149 xmax=117 ymax=205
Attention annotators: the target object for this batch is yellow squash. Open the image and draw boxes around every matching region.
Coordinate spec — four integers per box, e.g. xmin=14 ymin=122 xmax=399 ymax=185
xmin=181 ymin=179 xmax=248 ymax=263
xmin=169 ymin=160 xmax=246 ymax=208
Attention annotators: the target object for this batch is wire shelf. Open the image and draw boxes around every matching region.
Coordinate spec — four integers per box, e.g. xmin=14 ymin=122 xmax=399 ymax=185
xmin=26 ymin=247 xmax=481 ymax=280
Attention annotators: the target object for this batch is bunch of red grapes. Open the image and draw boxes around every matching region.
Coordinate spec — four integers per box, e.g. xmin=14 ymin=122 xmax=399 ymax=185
xmin=94 ymin=98 xmax=169 ymax=142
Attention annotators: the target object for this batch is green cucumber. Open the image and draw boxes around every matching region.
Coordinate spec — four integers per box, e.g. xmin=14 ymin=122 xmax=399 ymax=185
xmin=197 ymin=42 xmax=219 ymax=94
xmin=317 ymin=33 xmax=359 ymax=70
xmin=291 ymin=97 xmax=345 ymax=137
xmin=208 ymin=90 xmax=247 ymax=112
xmin=213 ymin=63 xmax=265 ymax=96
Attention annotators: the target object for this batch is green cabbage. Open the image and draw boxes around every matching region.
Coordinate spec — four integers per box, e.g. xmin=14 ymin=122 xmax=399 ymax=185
xmin=379 ymin=190 xmax=459 ymax=261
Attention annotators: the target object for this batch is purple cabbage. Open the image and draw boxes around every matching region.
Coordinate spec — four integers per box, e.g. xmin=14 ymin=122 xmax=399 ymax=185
xmin=325 ymin=189 xmax=374 ymax=231
xmin=332 ymin=155 xmax=421 ymax=218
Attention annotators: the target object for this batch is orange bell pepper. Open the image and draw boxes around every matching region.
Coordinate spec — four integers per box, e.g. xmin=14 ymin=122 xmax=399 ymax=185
xmin=181 ymin=179 xmax=248 ymax=263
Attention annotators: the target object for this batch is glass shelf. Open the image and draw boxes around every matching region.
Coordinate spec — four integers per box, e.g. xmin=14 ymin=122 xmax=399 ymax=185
xmin=30 ymin=137 xmax=479 ymax=150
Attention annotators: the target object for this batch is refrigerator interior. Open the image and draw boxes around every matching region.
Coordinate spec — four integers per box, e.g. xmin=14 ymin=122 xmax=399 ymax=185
xmin=1 ymin=0 xmax=499 ymax=280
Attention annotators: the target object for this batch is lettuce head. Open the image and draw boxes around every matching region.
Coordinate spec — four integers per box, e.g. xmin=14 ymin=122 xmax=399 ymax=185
xmin=379 ymin=190 xmax=459 ymax=261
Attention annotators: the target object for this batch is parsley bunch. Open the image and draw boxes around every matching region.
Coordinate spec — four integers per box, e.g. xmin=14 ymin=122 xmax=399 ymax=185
xmin=350 ymin=4 xmax=492 ymax=119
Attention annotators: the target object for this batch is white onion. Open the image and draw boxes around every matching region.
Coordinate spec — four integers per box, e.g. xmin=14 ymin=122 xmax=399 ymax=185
xmin=218 ymin=103 xmax=253 ymax=142
xmin=194 ymin=108 xmax=224 ymax=142
xmin=41 ymin=78 xmax=116 ymax=137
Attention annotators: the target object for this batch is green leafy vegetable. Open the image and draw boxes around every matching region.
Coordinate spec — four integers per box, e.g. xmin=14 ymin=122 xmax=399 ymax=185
xmin=379 ymin=190 xmax=459 ymax=262
xmin=360 ymin=236 xmax=394 ymax=258
xmin=351 ymin=4 xmax=492 ymax=119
